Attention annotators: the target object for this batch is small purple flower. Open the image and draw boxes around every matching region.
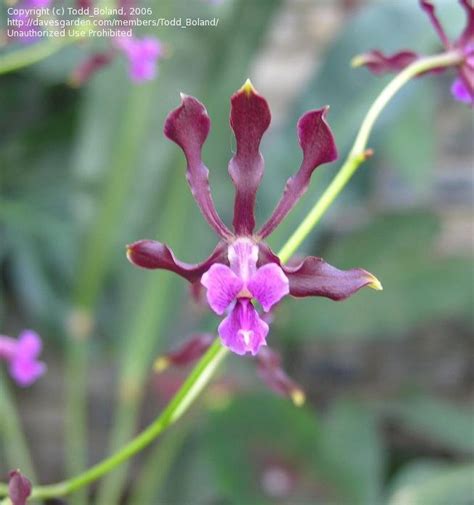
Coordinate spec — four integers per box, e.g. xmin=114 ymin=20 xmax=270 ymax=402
xmin=353 ymin=0 xmax=474 ymax=105
xmin=127 ymin=80 xmax=382 ymax=356
xmin=8 ymin=470 xmax=32 ymax=505
xmin=0 ymin=330 xmax=46 ymax=387
xmin=113 ymin=36 xmax=163 ymax=83
xmin=10 ymin=0 xmax=53 ymax=43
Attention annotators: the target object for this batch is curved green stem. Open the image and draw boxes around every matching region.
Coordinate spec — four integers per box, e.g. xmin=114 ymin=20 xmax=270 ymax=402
xmin=15 ymin=340 xmax=226 ymax=500
xmin=0 ymin=3 xmax=104 ymax=75
xmin=0 ymin=38 xmax=71 ymax=76
xmin=128 ymin=416 xmax=191 ymax=505
xmin=278 ymin=50 xmax=463 ymax=263
xmin=0 ymin=49 xmax=463 ymax=503
xmin=0 ymin=373 xmax=37 ymax=483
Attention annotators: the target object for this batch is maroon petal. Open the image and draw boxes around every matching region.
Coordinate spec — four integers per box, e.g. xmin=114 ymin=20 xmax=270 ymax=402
xmin=256 ymin=347 xmax=305 ymax=406
xmin=282 ymin=256 xmax=382 ymax=300
xmin=228 ymin=79 xmax=271 ymax=235
xmin=8 ymin=470 xmax=32 ymax=505
xmin=420 ymin=0 xmax=451 ymax=48
xmin=351 ymin=50 xmax=420 ymax=74
xmin=154 ymin=333 xmax=214 ymax=371
xmin=127 ymin=240 xmax=227 ymax=283
xmin=164 ymin=95 xmax=232 ymax=239
xmin=458 ymin=0 xmax=474 ymax=47
xmin=258 ymin=107 xmax=338 ymax=239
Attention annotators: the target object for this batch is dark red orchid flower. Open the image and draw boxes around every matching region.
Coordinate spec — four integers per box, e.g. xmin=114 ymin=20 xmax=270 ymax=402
xmin=127 ymin=80 xmax=381 ymax=356
xmin=353 ymin=0 xmax=474 ymax=104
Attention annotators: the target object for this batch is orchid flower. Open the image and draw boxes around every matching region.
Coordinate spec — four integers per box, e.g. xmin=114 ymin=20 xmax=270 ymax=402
xmin=127 ymin=80 xmax=382 ymax=356
xmin=352 ymin=0 xmax=474 ymax=104
xmin=0 ymin=330 xmax=46 ymax=387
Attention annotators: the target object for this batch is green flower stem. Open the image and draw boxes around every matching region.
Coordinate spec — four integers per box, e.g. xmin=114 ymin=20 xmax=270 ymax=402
xmin=0 ymin=49 xmax=463 ymax=503
xmin=278 ymin=50 xmax=463 ymax=263
xmin=0 ymin=341 xmax=227 ymax=501
xmin=0 ymin=372 xmax=37 ymax=483
xmin=0 ymin=39 xmax=69 ymax=76
xmin=0 ymin=0 xmax=110 ymax=76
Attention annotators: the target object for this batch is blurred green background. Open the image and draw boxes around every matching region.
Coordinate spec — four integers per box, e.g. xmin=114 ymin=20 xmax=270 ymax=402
xmin=0 ymin=0 xmax=473 ymax=504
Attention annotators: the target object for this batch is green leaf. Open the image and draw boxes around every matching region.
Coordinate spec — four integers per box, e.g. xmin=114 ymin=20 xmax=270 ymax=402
xmin=205 ymin=394 xmax=384 ymax=505
xmin=319 ymin=400 xmax=384 ymax=505
xmin=380 ymin=395 xmax=474 ymax=454
xmin=205 ymin=394 xmax=328 ymax=505
xmin=388 ymin=462 xmax=474 ymax=505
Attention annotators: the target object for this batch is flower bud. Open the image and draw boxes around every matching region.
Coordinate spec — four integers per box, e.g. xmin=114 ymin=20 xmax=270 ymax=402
xmin=8 ymin=470 xmax=32 ymax=505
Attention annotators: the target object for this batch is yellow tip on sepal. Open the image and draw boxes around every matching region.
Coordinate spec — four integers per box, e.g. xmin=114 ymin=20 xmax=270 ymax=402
xmin=291 ymin=389 xmax=306 ymax=407
xmin=368 ymin=275 xmax=383 ymax=291
xmin=153 ymin=357 xmax=169 ymax=373
xmin=68 ymin=77 xmax=80 ymax=89
xmin=350 ymin=55 xmax=366 ymax=68
xmin=240 ymin=78 xmax=256 ymax=96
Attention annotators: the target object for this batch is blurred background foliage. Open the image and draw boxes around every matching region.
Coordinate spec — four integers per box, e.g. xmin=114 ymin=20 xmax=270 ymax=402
xmin=0 ymin=0 xmax=473 ymax=504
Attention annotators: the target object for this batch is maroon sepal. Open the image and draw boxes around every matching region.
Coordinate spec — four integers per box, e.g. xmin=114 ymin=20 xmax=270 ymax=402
xmin=228 ymin=79 xmax=271 ymax=235
xmin=164 ymin=95 xmax=232 ymax=239
xmin=258 ymin=107 xmax=337 ymax=239
xmin=420 ymin=0 xmax=450 ymax=48
xmin=127 ymin=240 xmax=227 ymax=283
xmin=282 ymin=256 xmax=382 ymax=300
xmin=352 ymin=50 xmax=419 ymax=75
xmin=459 ymin=0 xmax=474 ymax=47
xmin=256 ymin=347 xmax=305 ymax=406
xmin=70 ymin=51 xmax=115 ymax=87
xmin=258 ymin=244 xmax=381 ymax=301
xmin=154 ymin=334 xmax=214 ymax=371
